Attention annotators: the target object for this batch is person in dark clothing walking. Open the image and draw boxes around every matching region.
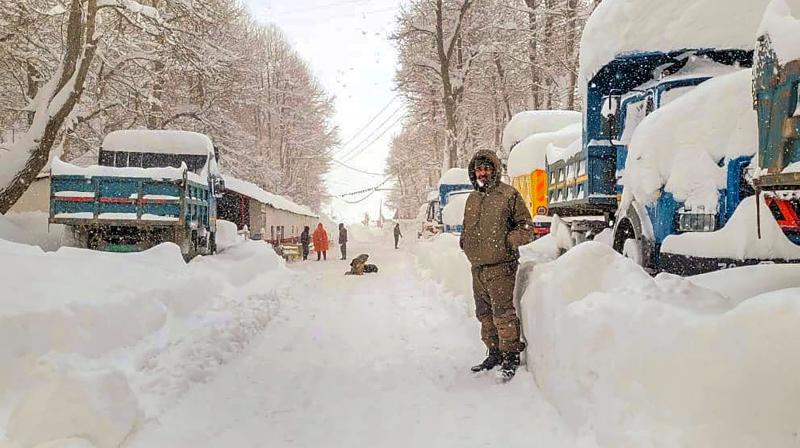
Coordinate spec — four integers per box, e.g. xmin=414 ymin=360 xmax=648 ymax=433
xmin=300 ymin=226 xmax=310 ymax=260
xmin=393 ymin=223 xmax=403 ymax=249
xmin=338 ymin=223 xmax=348 ymax=260
xmin=460 ymin=150 xmax=535 ymax=382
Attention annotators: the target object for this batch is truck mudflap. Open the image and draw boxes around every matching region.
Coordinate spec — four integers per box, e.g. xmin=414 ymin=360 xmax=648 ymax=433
xmin=658 ymin=252 xmax=800 ymax=276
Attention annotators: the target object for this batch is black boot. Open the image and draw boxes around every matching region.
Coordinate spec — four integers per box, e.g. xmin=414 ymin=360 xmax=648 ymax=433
xmin=496 ymin=351 xmax=520 ymax=382
xmin=470 ymin=348 xmax=502 ymax=372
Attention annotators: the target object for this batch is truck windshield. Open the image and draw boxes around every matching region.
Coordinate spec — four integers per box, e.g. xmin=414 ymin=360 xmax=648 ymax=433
xmin=99 ymin=150 xmax=208 ymax=173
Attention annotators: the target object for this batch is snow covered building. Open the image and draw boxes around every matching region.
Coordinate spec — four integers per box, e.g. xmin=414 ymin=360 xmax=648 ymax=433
xmin=218 ymin=176 xmax=318 ymax=245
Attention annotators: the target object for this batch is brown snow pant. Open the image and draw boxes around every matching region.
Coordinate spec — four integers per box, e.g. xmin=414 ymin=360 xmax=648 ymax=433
xmin=471 ymin=261 xmax=524 ymax=353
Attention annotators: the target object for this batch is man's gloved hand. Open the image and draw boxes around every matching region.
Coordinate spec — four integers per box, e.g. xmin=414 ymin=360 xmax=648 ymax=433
xmin=507 ymin=228 xmax=533 ymax=250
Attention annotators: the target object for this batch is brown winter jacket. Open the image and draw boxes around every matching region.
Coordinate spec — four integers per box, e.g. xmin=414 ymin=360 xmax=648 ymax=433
xmin=459 ymin=150 xmax=535 ymax=267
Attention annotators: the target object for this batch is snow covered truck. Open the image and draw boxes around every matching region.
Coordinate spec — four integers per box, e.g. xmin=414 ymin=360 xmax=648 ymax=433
xmin=49 ymin=130 xmax=225 ymax=259
xmin=419 ymin=168 xmax=472 ymax=236
xmin=534 ymin=0 xmax=800 ymax=275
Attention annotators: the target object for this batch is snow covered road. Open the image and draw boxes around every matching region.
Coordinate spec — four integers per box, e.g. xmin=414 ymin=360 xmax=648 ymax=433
xmin=127 ymin=237 xmax=579 ymax=447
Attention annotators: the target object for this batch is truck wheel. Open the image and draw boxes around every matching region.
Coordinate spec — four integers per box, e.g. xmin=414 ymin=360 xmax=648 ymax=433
xmin=622 ymin=238 xmax=643 ymax=265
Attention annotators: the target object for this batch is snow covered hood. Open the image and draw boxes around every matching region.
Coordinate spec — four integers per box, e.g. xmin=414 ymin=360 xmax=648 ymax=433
xmin=501 ymin=110 xmax=580 ymax=153
xmin=507 ymin=124 xmax=581 ymax=178
xmin=222 ymin=175 xmax=317 ymax=218
xmin=622 ymin=69 xmax=758 ymax=212
xmin=442 ymin=192 xmax=469 ymax=226
xmin=579 ymin=0 xmax=773 ymax=93
xmin=758 ymin=0 xmax=800 ymax=64
xmin=102 ymin=130 xmax=214 ymax=156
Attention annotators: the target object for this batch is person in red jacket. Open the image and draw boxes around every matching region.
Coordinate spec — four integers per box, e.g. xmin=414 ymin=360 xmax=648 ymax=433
xmin=312 ymin=223 xmax=329 ymax=261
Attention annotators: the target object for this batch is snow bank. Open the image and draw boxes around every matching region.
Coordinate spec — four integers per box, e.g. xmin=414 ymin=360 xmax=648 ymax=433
xmin=502 ymin=110 xmax=581 ymax=153
xmin=102 ymin=130 xmax=212 ymax=156
xmin=521 ymin=241 xmax=800 ymax=446
xmin=579 ymin=0 xmax=772 ymax=91
xmin=438 ymin=168 xmax=470 ymax=186
xmin=622 ymin=69 xmax=757 ymax=213
xmin=758 ymin=0 xmax=800 ymax=64
xmin=215 ymin=219 xmax=243 ymax=251
xmin=662 ymin=195 xmax=800 ymax=260
xmin=7 ymin=367 xmax=139 ymax=448
xmin=0 ymin=212 xmax=63 ymax=251
xmin=410 ymin=234 xmax=472 ymax=306
xmin=0 ymin=238 xmax=291 ymax=446
xmin=441 ymin=192 xmax=468 ymax=226
xmin=222 ymin=175 xmax=317 ymax=218
xmin=507 ymin=124 xmax=581 ymax=177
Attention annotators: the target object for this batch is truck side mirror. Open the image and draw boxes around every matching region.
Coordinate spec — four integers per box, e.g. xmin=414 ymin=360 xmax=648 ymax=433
xmin=213 ymin=177 xmax=225 ymax=198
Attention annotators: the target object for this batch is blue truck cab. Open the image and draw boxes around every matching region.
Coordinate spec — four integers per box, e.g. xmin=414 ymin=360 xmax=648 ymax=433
xmin=545 ymin=49 xmax=755 ymax=272
xmin=49 ymin=130 xmax=225 ymax=259
xmin=752 ymin=33 xmax=800 ymax=243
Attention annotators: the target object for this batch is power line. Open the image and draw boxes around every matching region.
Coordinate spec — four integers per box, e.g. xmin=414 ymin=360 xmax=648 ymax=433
xmin=333 ymin=95 xmax=399 ymax=155
xmin=330 ymin=158 xmax=385 ymax=176
xmin=333 ymin=176 xmax=394 ymax=204
xmin=339 ymin=105 xmax=405 ymax=161
xmin=340 ymin=111 xmax=407 ymax=163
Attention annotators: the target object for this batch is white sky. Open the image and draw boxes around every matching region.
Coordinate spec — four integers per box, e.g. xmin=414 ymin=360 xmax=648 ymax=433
xmin=243 ymin=0 xmax=406 ymax=224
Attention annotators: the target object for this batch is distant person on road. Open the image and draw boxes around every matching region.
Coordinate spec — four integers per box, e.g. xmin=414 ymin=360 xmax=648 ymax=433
xmin=300 ymin=225 xmax=311 ymax=261
xmin=312 ymin=223 xmax=329 ymax=261
xmin=338 ymin=223 xmax=348 ymax=260
xmin=460 ymin=150 xmax=535 ymax=382
xmin=393 ymin=223 xmax=403 ymax=249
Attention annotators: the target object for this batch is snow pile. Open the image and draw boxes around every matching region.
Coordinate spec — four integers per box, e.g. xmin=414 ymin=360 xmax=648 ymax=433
xmin=222 ymin=175 xmax=317 ymax=218
xmin=51 ymin=157 xmax=205 ymax=184
xmin=438 ymin=168 xmax=470 ymax=186
xmin=102 ymin=130 xmax=213 ymax=156
xmin=410 ymin=234 xmax=472 ymax=305
xmin=502 ymin=110 xmax=581 ymax=153
xmin=758 ymin=0 xmax=800 ymax=64
xmin=0 ymin=212 xmax=64 ymax=251
xmin=662 ymin=195 xmax=800 ymax=259
xmin=214 ymin=219 xmax=243 ymax=251
xmin=0 ymin=238 xmax=292 ymax=446
xmin=520 ymin=241 xmax=800 ymax=447
xmin=579 ymin=0 xmax=772 ymax=89
xmin=507 ymin=124 xmax=581 ymax=177
xmin=622 ymin=69 xmax=758 ymax=213
xmin=441 ymin=192 xmax=468 ymax=226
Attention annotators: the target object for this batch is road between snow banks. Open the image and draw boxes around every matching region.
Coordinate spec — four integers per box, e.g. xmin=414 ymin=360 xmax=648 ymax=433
xmin=127 ymin=237 xmax=579 ymax=447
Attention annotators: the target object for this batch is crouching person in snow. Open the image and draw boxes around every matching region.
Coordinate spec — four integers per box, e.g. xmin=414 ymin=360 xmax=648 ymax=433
xmin=345 ymin=253 xmax=378 ymax=275
xmin=460 ymin=150 xmax=535 ymax=382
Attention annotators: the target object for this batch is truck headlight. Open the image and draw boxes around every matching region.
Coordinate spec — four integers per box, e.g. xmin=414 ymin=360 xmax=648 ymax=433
xmin=678 ymin=211 xmax=717 ymax=232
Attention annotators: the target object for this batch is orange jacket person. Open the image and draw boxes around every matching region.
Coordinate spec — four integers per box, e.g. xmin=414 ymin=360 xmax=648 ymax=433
xmin=312 ymin=223 xmax=329 ymax=261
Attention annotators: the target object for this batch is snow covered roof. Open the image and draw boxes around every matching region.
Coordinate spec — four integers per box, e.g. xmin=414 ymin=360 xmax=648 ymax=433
xmin=622 ymin=69 xmax=758 ymax=213
xmin=507 ymin=124 xmax=582 ymax=177
xmin=222 ymin=175 xmax=317 ymax=218
xmin=758 ymin=0 xmax=800 ymax=64
xmin=102 ymin=130 xmax=214 ymax=156
xmin=438 ymin=168 xmax=470 ymax=187
xmin=579 ymin=0 xmax=773 ymax=94
xmin=501 ymin=110 xmax=581 ymax=153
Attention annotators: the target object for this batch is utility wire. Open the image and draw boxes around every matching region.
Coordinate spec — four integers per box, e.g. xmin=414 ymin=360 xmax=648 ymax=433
xmin=339 ymin=105 xmax=405 ymax=161
xmin=330 ymin=158 xmax=385 ymax=176
xmin=339 ymin=110 xmax=407 ymax=163
xmin=333 ymin=95 xmax=399 ymax=155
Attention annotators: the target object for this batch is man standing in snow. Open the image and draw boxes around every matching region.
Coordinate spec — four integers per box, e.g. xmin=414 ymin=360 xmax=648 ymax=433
xmin=393 ymin=222 xmax=403 ymax=249
xmin=460 ymin=150 xmax=535 ymax=381
xmin=338 ymin=223 xmax=348 ymax=260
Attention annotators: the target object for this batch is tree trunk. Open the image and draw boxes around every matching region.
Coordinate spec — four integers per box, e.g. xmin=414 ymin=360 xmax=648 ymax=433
xmin=524 ymin=0 xmax=539 ymax=110
xmin=0 ymin=0 xmax=99 ymax=213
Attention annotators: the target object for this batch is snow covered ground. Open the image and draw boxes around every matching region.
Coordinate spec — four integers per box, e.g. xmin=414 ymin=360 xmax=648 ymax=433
xmin=126 ymin=230 xmax=586 ymax=448
xmin=4 ymin=217 xmax=800 ymax=448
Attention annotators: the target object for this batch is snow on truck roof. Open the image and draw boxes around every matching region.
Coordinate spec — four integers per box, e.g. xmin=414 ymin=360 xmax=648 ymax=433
xmin=222 ymin=175 xmax=318 ymax=219
xmin=579 ymin=0 xmax=773 ymax=93
xmin=507 ymin=123 xmax=581 ymax=178
xmin=102 ymin=130 xmax=214 ymax=156
xmin=438 ymin=168 xmax=470 ymax=186
xmin=758 ymin=0 xmax=800 ymax=64
xmin=501 ymin=110 xmax=580 ymax=153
